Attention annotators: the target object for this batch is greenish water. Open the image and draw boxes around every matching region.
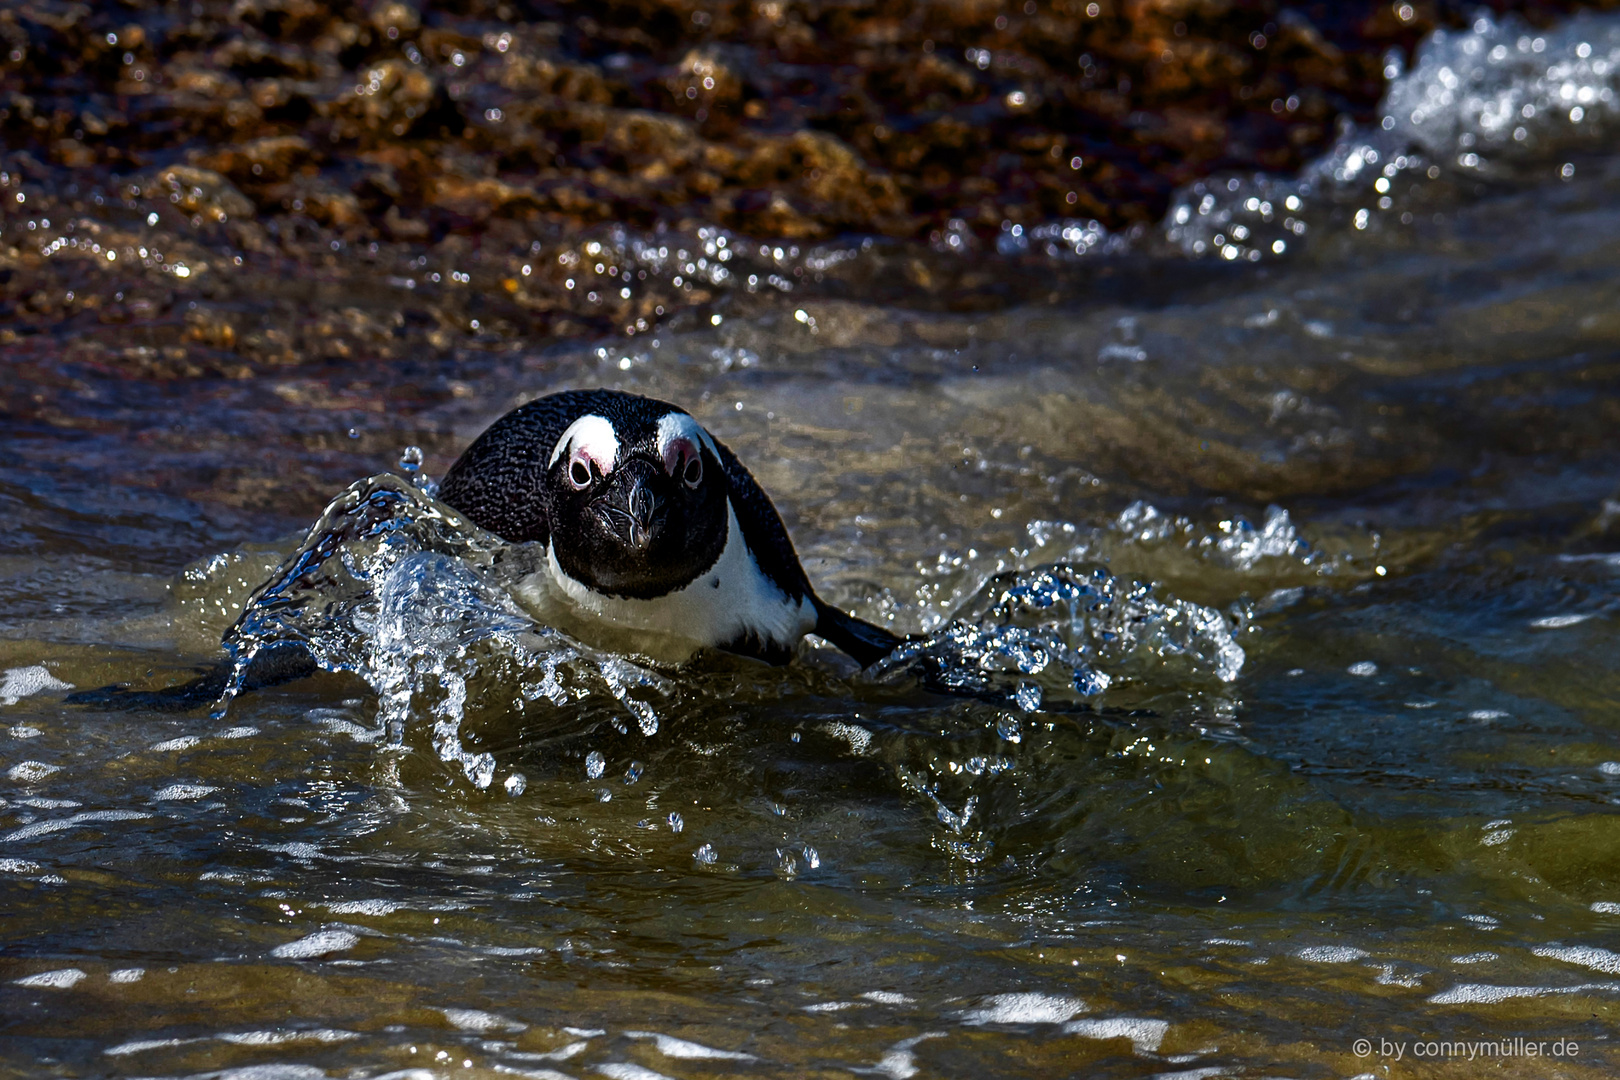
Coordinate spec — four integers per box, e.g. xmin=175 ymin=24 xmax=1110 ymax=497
xmin=6 ymin=13 xmax=1620 ymax=1080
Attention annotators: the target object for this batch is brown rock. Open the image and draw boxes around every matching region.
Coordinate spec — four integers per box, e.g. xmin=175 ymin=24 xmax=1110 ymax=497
xmin=193 ymin=135 xmax=314 ymax=184
xmin=140 ymin=165 xmax=255 ymax=223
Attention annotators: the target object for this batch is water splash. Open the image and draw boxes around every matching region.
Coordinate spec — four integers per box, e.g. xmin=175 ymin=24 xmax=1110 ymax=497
xmin=214 ymin=479 xmax=1253 ymax=785
xmin=873 ymin=563 xmax=1244 ymax=708
xmin=1163 ymin=10 xmax=1620 ymax=260
xmin=217 ymin=474 xmax=670 ymax=786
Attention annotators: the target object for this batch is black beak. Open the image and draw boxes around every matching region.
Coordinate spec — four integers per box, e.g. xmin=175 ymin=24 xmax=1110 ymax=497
xmin=596 ymin=460 xmax=664 ymax=550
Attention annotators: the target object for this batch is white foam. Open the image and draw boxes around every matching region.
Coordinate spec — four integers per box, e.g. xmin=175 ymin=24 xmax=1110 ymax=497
xmin=803 ymin=1000 xmax=857 ymax=1012
xmin=1428 ymin=980 xmax=1620 ymax=1004
xmin=1452 ymin=952 xmax=1498 ymax=964
xmin=1063 ymin=1017 xmax=1170 ymax=1053
xmin=594 ymin=1065 xmax=675 ymax=1080
xmin=1591 ymin=901 xmax=1620 ymax=914
xmin=325 ymin=899 xmax=402 ymax=916
xmin=7 ymin=761 xmax=59 ymax=783
xmin=862 ymin=990 xmax=914 ymax=1004
xmin=219 ymin=1029 xmax=359 ymax=1045
xmin=214 ymin=726 xmax=260 ymax=739
xmin=1531 ymin=613 xmax=1593 ymax=628
xmin=1295 ymin=945 xmax=1369 ymax=963
xmin=872 ymin=1033 xmax=945 ymax=1080
xmin=1 ymin=809 xmax=151 ymax=843
xmin=626 ymin=1032 xmax=754 ymax=1060
xmin=962 ymin=991 xmax=1087 ymax=1024
xmin=1533 ymin=944 xmax=1620 ymax=974
xmin=0 ymin=665 xmax=72 ymax=706
xmin=269 ymin=929 xmax=358 ymax=959
xmin=109 ymin=968 xmax=145 ymax=983
xmin=0 ymin=858 xmax=42 ymax=874
xmin=442 ymin=1007 xmax=526 ymax=1032
xmin=819 ymin=721 xmax=873 ymax=755
xmin=513 ymin=1041 xmax=588 ymax=1062
xmin=19 ymin=797 xmax=77 ymax=809
xmin=314 ymin=716 xmax=380 ymax=742
xmin=494 ymin=1068 xmax=574 ymax=1080
xmin=1347 ymin=662 xmax=1378 ymax=677
xmin=149 ymin=736 xmax=200 ymax=752
xmin=1373 ymin=963 xmax=1426 ymax=988
xmin=14 ymin=968 xmax=86 ymax=989
xmin=105 ymin=1037 xmax=204 ymax=1056
xmin=152 ymin=784 xmax=219 ymax=801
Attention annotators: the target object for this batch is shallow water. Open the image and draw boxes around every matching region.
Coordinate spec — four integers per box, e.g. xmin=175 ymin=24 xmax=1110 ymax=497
xmin=7 ymin=12 xmax=1620 ymax=1079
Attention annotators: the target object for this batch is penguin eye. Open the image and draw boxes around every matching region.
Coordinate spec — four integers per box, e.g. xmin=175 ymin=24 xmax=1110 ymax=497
xmin=682 ymin=455 xmax=702 ymax=488
xmin=568 ymin=459 xmax=592 ymax=489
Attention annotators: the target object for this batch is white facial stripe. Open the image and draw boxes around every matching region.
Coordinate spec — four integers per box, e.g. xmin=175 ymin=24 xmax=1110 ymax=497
xmin=655 ymin=413 xmax=718 ymax=472
xmin=549 ymin=414 xmax=620 ymax=474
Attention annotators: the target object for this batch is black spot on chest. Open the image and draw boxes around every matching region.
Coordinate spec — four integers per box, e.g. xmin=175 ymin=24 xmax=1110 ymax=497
xmin=711 ymin=577 xmax=721 ymax=588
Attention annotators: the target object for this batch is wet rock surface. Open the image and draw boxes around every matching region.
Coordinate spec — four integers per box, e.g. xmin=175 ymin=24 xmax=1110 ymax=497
xmin=0 ymin=0 xmax=1611 ymax=380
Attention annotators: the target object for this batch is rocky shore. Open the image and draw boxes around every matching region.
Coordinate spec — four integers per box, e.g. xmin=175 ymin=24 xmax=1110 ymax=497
xmin=0 ymin=0 xmax=1607 ymax=376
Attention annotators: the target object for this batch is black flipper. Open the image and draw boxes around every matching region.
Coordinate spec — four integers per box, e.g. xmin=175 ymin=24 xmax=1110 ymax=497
xmin=65 ymin=643 xmax=318 ymax=713
xmin=813 ymin=598 xmax=904 ymax=668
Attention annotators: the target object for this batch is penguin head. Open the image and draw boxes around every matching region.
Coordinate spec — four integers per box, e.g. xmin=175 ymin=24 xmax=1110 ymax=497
xmin=544 ymin=409 xmax=729 ymax=599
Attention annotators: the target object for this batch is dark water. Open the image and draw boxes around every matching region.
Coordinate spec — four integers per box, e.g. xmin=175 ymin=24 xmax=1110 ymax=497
xmin=5 ymin=13 xmax=1620 ymax=1080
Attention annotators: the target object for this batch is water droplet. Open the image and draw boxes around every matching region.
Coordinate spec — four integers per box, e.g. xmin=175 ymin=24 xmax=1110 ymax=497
xmin=398 ymin=445 xmax=423 ymax=474
xmin=694 ymin=843 xmax=717 ymax=865
xmin=503 ymin=773 xmax=526 ymax=796
xmin=585 ymin=751 xmax=605 ymax=780
xmin=667 ymin=812 xmax=684 ymax=833
xmin=623 ymin=760 xmax=643 ymax=784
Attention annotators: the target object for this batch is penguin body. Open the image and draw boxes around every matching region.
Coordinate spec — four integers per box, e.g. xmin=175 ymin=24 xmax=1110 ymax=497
xmin=437 ymin=389 xmax=899 ymax=667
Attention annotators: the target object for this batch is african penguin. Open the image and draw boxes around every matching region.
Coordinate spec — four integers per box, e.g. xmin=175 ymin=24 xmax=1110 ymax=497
xmin=436 ymin=388 xmax=902 ymax=667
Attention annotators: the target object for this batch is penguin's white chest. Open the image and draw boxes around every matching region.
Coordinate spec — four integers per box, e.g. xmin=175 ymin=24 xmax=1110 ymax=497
xmin=510 ymin=502 xmax=814 ymax=664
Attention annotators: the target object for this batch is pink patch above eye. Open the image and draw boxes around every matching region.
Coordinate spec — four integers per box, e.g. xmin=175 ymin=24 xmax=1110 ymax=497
xmin=551 ymin=415 xmax=620 ymax=477
xmin=661 ymin=436 xmax=697 ymax=476
xmin=576 ymin=446 xmax=612 ymax=476
xmin=570 ymin=437 xmax=617 ymax=477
